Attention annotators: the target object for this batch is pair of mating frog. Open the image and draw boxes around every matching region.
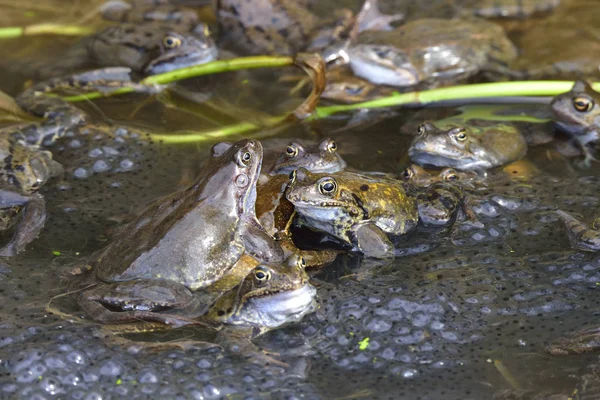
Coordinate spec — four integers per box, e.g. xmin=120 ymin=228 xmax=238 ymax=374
xmin=47 ymin=135 xmax=478 ymax=361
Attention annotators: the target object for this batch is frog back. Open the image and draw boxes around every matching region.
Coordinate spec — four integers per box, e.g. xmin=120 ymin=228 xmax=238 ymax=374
xmin=475 ymin=123 xmax=528 ymax=165
xmin=97 ymin=186 xmax=245 ymax=290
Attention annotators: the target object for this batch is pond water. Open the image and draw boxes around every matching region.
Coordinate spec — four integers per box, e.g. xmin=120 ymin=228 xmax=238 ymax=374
xmin=0 ymin=0 xmax=599 ymax=399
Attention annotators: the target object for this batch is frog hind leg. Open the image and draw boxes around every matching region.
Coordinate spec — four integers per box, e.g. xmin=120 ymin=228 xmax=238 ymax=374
xmin=547 ymin=326 xmax=600 ymax=355
xmin=215 ymin=326 xmax=288 ymax=367
xmin=353 ymin=223 xmax=395 ymax=259
xmin=556 ymin=210 xmax=600 ymax=252
xmin=355 ymin=0 xmax=404 ymax=32
xmin=0 ymin=192 xmax=45 ymax=257
xmin=78 ymin=280 xmax=211 ymax=328
xmin=100 ymin=0 xmax=199 ymax=27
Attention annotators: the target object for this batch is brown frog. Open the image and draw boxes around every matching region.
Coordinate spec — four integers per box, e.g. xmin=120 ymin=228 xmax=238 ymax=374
xmin=214 ymin=0 xmax=403 ymax=56
xmin=286 ymin=168 xmax=419 ymax=259
xmin=408 ymin=121 xmax=527 ymax=171
xmin=551 ymin=81 xmax=600 ymax=166
xmin=345 ymin=18 xmax=517 ymax=87
xmin=257 ymin=138 xmax=347 ymax=268
xmin=59 ymin=254 xmax=317 ymax=365
xmin=0 ymin=136 xmax=63 ymax=256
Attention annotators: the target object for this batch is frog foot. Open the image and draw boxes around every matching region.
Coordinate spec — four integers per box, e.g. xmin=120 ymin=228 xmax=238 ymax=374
xmin=575 ymin=147 xmax=599 ymax=169
xmin=355 ymin=0 xmax=404 ymax=32
xmin=245 ymin=349 xmax=288 ymax=368
xmin=101 ymin=328 xmax=222 ymax=353
xmin=555 ymin=210 xmax=600 ymax=252
xmin=546 ymin=326 xmax=600 ymax=355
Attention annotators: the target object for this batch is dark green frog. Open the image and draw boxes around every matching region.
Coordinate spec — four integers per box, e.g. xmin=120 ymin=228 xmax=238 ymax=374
xmin=408 ymin=121 xmax=527 ymax=171
xmin=76 ymin=139 xmax=283 ymax=324
xmin=551 ymin=81 xmax=600 ymax=166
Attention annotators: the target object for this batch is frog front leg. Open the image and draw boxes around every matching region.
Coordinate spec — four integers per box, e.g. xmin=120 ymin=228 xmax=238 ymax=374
xmin=78 ymin=280 xmax=211 ymax=327
xmin=556 ymin=210 xmax=600 ymax=252
xmin=352 ymin=223 xmax=394 ymax=259
xmin=0 ymin=191 xmax=46 ymax=257
xmin=214 ymin=325 xmax=288 ymax=367
xmin=241 ymin=217 xmax=285 ymax=264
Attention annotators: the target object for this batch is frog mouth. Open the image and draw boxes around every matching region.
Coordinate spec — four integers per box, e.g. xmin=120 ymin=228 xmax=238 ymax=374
xmin=241 ymin=284 xmax=317 ymax=328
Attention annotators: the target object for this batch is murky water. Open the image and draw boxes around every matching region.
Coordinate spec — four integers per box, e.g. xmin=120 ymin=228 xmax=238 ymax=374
xmin=0 ymin=1 xmax=599 ymax=399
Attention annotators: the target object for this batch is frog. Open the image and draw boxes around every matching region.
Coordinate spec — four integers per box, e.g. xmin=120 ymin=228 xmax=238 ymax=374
xmin=344 ymin=18 xmax=517 ymax=87
xmin=285 ymin=168 xmax=419 ymax=259
xmin=408 ymin=121 xmax=528 ymax=171
xmin=73 ymin=254 xmax=316 ymax=365
xmin=0 ymin=135 xmax=63 ymax=256
xmin=269 ymin=137 xmax=347 ymax=176
xmin=550 ymin=81 xmax=600 ymax=167
xmin=555 ymin=210 xmax=600 ymax=252
xmin=100 ymin=0 xmax=201 ymax=28
xmin=402 ymin=0 xmax=560 ymax=20
xmin=401 ymin=164 xmax=480 ymax=188
xmin=256 ymin=138 xmax=347 ymax=268
xmin=320 ymin=67 xmax=395 ymax=103
xmin=10 ymin=21 xmax=217 ymax=148
xmin=75 ymin=139 xmax=283 ymax=324
xmin=23 ymin=22 xmax=217 ymax=81
xmin=214 ymin=0 xmax=403 ymax=57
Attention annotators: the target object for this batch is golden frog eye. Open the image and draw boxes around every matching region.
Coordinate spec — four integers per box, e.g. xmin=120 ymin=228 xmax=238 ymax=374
xmin=444 ymin=172 xmax=458 ymax=181
xmin=299 ymin=257 xmax=306 ymax=268
xmin=285 ymin=145 xmax=299 ymax=158
xmin=454 ymin=130 xmax=467 ymax=141
xmin=326 ymin=140 xmax=337 ymax=153
xmin=254 ymin=266 xmax=271 ymax=282
xmin=163 ymin=35 xmax=182 ymax=48
xmin=573 ymin=96 xmax=593 ymax=112
xmin=237 ymin=151 xmax=252 ymax=167
xmin=318 ymin=178 xmax=337 ymax=195
xmin=402 ymin=167 xmax=414 ymax=180
xmin=416 ymin=124 xmax=426 ymax=136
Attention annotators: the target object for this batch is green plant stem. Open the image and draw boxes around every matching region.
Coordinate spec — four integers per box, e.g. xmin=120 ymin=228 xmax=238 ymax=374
xmin=0 ymin=24 xmax=95 ymax=38
xmin=153 ymin=80 xmax=592 ymax=143
xmin=62 ymin=56 xmax=294 ymax=102
xmin=313 ymin=81 xmax=600 ymax=119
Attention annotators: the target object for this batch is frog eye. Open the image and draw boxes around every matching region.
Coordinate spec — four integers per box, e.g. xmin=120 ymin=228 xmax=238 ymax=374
xmin=237 ymin=151 xmax=252 ymax=167
xmin=416 ymin=124 xmax=426 ymax=136
xmin=326 ymin=140 xmax=337 ymax=153
xmin=285 ymin=145 xmax=299 ymax=158
xmin=318 ymin=178 xmax=337 ymax=195
xmin=573 ymin=96 xmax=593 ymax=112
xmin=254 ymin=266 xmax=271 ymax=282
xmin=163 ymin=35 xmax=182 ymax=48
xmin=402 ymin=167 xmax=414 ymax=180
xmin=299 ymin=257 xmax=306 ymax=268
xmin=444 ymin=172 xmax=458 ymax=181
xmin=454 ymin=130 xmax=467 ymax=141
